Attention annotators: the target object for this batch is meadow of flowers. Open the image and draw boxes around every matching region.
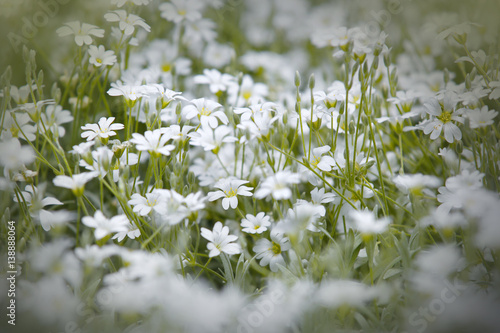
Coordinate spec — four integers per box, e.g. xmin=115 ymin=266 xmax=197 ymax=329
xmin=1 ymin=0 xmax=500 ymax=332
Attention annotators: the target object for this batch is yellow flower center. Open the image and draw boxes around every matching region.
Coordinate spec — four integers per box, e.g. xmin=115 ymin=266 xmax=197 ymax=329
xmin=96 ymin=58 xmax=102 ymax=64
xmin=437 ymin=111 xmax=452 ymax=123
xmin=10 ymin=126 xmax=19 ymax=138
xmin=242 ymin=91 xmax=252 ymax=100
xmin=161 ymin=62 xmax=172 ymax=72
xmin=225 ymin=188 xmax=237 ymax=197
xmin=270 ymin=241 xmax=281 ymax=255
xmin=200 ymin=107 xmax=211 ymax=116
xmin=325 ymin=100 xmax=336 ymax=109
xmin=311 ymin=156 xmax=321 ymax=168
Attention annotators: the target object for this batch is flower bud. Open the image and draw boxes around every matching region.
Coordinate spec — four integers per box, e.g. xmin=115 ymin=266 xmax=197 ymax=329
xmin=312 ymin=118 xmax=322 ymax=131
xmin=338 ymin=102 xmax=345 ymax=115
xmin=395 ymin=122 xmax=403 ymax=135
xmin=295 ymin=71 xmax=301 ymax=87
xmin=170 ymin=175 xmax=177 ymax=189
xmin=453 ymin=33 xmax=467 ymax=45
xmin=295 ymin=102 xmax=301 ymax=114
xmin=36 ymin=70 xmax=44 ymax=91
xmin=383 ymin=52 xmax=391 ymax=67
xmin=308 ymin=73 xmax=315 ymax=90
xmin=348 ymin=121 xmax=356 ymax=134
xmin=455 ymin=141 xmax=463 ymax=154
xmin=188 ymin=171 xmax=196 ymax=185
xmin=372 ymin=55 xmax=379 ymax=70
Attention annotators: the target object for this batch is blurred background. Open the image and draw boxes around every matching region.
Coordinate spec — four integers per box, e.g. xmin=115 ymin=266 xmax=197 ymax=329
xmin=0 ymin=0 xmax=499 ymax=89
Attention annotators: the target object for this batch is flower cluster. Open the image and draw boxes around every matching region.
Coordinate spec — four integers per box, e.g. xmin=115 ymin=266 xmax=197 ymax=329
xmin=2 ymin=0 xmax=500 ymax=332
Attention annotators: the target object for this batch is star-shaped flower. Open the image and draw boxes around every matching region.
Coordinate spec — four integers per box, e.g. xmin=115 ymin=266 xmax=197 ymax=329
xmin=200 ymin=222 xmax=241 ymax=257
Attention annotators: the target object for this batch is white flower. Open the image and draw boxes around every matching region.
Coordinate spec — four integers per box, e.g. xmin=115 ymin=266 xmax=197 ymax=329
xmin=284 ymin=201 xmax=325 ymax=233
xmin=182 ymin=98 xmax=228 ymax=128
xmin=37 ymin=210 xmax=76 ymax=232
xmin=476 ymin=205 xmax=500 ymax=248
xmin=40 ymin=104 xmax=73 ymax=138
xmin=386 ymin=90 xmax=421 ymax=108
xmin=140 ymin=84 xmax=184 ymax=108
xmin=112 ymin=223 xmax=140 ymax=242
xmin=422 ymin=96 xmax=463 ymax=143
xmin=489 ymin=80 xmax=500 ymax=99
xmin=27 ymin=239 xmax=81 ymax=287
xmin=56 ymin=21 xmax=104 ymax=46
xmin=229 ymin=75 xmax=268 ymax=106
xmin=437 ymin=22 xmax=479 ymax=40
xmin=183 ymin=18 xmax=217 ymax=44
xmin=19 ymin=276 xmax=80 ymax=326
xmin=81 ymin=117 xmax=124 ymax=142
xmin=467 ymin=105 xmax=498 ymax=129
xmin=310 ymin=187 xmax=337 ymax=205
xmin=112 ymin=151 xmax=138 ymax=182
xmin=203 ymin=42 xmax=235 ymax=68
xmin=200 ymin=221 xmax=241 ymax=257
xmin=128 ymin=190 xmax=166 ymax=216
xmin=104 ymin=10 xmax=151 ymax=36
xmin=411 ymin=245 xmax=463 ymax=294
xmin=9 ymin=84 xmax=34 ymax=104
xmin=241 ymin=212 xmax=271 ymax=234
xmin=309 ymin=145 xmax=335 ymax=172
xmin=393 ymin=173 xmax=441 ymax=195
xmin=17 ymin=99 xmax=56 ymax=122
xmin=234 ymin=102 xmax=278 ymax=121
xmin=0 ymin=138 xmax=35 ymax=172
xmin=444 ymin=169 xmax=484 ymax=192
xmin=183 ymin=191 xmax=206 ymax=215
xmin=13 ymin=184 xmax=66 ymax=231
xmin=53 ymin=172 xmax=98 ymax=196
xmin=253 ymin=228 xmax=291 ymax=272
xmin=74 ymin=245 xmax=123 ymax=267
xmin=316 ymin=280 xmax=390 ymax=308
xmin=327 ymin=26 xmax=350 ymax=47
xmin=188 ymin=124 xmax=237 ymax=152
xmin=107 ymin=82 xmax=145 ymax=103
xmin=164 ymin=124 xmax=194 ymax=141
xmin=130 ymin=129 xmax=175 ymax=157
xmin=254 ymin=171 xmax=301 ymax=200
xmin=155 ymin=189 xmax=190 ymax=225
xmin=420 ymin=208 xmax=467 ymax=230
xmin=88 ymin=45 xmax=117 ymax=67
xmin=348 ymin=209 xmax=390 ymax=234
xmin=10 ymin=165 xmax=37 ymax=183
xmin=82 ymin=210 xmax=129 ymax=240
xmin=79 ymin=147 xmax=114 ymax=178
xmin=327 ymin=80 xmax=348 ymax=102
xmin=333 ymin=150 xmax=374 ymax=175
xmin=237 ymin=110 xmax=278 ymax=140
xmin=456 ymin=86 xmax=490 ymax=106
xmin=70 ymin=141 xmax=95 ymax=156
xmin=436 ymin=170 xmax=492 ymax=216
xmin=159 ymin=0 xmax=203 ymax=23
xmin=207 ymin=177 xmax=253 ymax=210
xmin=1 ymin=112 xmax=36 ymax=142
xmin=193 ymin=69 xmax=235 ymax=94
